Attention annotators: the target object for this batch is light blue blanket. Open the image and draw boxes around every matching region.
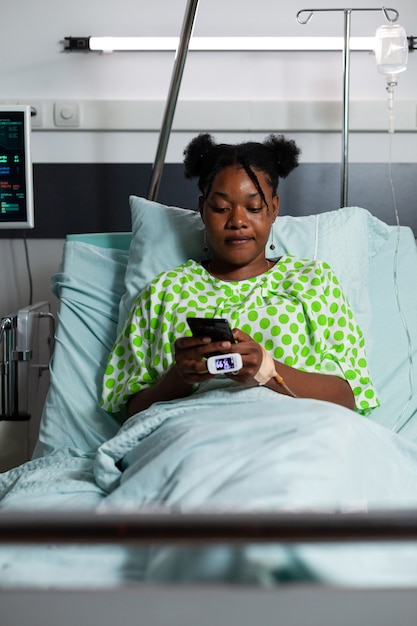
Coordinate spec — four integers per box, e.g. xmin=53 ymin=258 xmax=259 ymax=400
xmin=2 ymin=384 xmax=417 ymax=587
xmin=97 ymin=385 xmax=417 ymax=587
xmin=95 ymin=384 xmax=417 ymax=513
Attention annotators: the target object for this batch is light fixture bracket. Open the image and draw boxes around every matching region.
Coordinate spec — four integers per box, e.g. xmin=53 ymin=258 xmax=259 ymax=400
xmin=63 ymin=37 xmax=91 ymax=51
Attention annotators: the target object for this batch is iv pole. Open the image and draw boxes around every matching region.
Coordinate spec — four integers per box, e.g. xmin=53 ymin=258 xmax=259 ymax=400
xmin=147 ymin=0 xmax=200 ymax=201
xmin=297 ymin=7 xmax=399 ymax=208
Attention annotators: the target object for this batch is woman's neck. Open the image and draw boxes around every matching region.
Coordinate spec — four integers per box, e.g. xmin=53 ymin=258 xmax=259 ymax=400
xmin=206 ymin=258 xmax=273 ymax=281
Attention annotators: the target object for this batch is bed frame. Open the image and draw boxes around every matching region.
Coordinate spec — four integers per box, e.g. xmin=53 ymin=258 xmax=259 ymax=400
xmin=1 ymin=509 xmax=417 ymax=625
xmin=2 ymin=585 xmax=417 ymax=626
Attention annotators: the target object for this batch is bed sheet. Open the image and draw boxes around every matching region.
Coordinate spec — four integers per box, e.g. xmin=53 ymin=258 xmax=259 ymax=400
xmin=2 ymin=385 xmax=417 ymax=588
xmin=96 ymin=383 xmax=417 ymax=587
xmin=366 ymin=225 xmax=417 ymax=437
xmin=33 ymin=241 xmax=129 ymax=457
xmin=95 ymin=384 xmax=417 ymax=512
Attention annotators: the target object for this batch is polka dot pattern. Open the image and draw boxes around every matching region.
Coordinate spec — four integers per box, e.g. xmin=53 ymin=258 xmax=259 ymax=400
xmin=101 ymin=256 xmax=379 ymax=415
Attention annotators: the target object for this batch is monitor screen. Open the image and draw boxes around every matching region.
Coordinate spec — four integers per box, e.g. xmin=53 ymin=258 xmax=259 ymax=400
xmin=0 ymin=105 xmax=34 ymax=229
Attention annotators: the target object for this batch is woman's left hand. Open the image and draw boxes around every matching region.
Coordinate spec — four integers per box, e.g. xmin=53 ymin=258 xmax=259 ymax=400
xmin=226 ymin=328 xmax=264 ymax=386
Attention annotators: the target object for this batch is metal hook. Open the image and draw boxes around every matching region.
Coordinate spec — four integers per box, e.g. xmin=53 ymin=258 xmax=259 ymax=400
xmin=382 ymin=7 xmax=399 ymax=23
xmin=297 ymin=7 xmax=400 ymax=25
xmin=296 ymin=9 xmax=314 ymax=25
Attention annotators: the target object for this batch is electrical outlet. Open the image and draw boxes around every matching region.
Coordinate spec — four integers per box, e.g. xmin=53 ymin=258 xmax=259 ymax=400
xmin=29 ymin=103 xmax=43 ymax=128
xmin=54 ymin=101 xmax=80 ymax=127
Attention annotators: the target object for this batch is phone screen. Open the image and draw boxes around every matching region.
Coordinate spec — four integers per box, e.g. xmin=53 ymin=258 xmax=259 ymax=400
xmin=187 ymin=317 xmax=234 ymax=342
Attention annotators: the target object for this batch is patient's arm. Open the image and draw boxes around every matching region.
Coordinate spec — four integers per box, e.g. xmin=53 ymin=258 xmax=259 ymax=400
xmin=264 ymin=362 xmax=355 ymax=410
xmin=228 ymin=329 xmax=355 ymax=411
xmin=127 ymin=354 xmax=354 ymax=417
xmin=127 ymin=335 xmax=231 ymax=417
xmin=127 ymin=365 xmax=194 ymax=416
xmin=127 ymin=330 xmax=355 ymax=417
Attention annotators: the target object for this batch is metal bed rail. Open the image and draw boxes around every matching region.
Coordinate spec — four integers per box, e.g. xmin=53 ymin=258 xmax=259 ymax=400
xmin=1 ymin=510 xmax=417 ymax=544
xmin=0 ymin=302 xmax=55 ymax=471
xmin=0 ymin=303 xmax=54 ymax=421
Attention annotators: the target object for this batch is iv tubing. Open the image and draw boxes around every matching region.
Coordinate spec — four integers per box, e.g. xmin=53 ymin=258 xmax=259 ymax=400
xmin=273 ymin=373 xmax=298 ymax=398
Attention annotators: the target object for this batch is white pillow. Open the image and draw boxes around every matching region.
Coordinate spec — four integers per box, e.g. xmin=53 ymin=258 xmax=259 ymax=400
xmin=118 ymin=196 xmax=391 ymax=352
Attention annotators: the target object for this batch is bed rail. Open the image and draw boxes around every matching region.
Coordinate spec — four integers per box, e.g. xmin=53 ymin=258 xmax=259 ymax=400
xmin=0 ymin=303 xmax=54 ymax=421
xmin=1 ymin=510 xmax=417 ymax=544
xmin=0 ymin=302 xmax=54 ymax=471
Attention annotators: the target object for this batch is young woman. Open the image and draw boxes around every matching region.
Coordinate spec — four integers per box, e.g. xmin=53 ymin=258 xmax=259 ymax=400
xmin=101 ymin=134 xmax=379 ymax=418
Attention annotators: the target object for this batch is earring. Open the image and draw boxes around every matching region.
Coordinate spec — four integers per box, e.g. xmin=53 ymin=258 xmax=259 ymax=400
xmin=269 ymin=227 xmax=275 ymax=251
xmin=203 ymin=229 xmax=209 ymax=252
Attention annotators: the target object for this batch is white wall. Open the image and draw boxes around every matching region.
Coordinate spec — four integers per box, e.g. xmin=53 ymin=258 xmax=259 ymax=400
xmin=1 ymin=0 xmax=417 ymax=318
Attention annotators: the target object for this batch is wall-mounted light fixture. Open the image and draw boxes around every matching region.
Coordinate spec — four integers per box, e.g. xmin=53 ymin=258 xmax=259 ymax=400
xmin=64 ymin=34 xmax=416 ymax=54
xmin=64 ymin=35 xmax=385 ymax=53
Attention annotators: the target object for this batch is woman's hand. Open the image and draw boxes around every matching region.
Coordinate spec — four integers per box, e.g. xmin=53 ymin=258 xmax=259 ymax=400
xmin=227 ymin=329 xmax=354 ymax=408
xmin=173 ymin=335 xmax=234 ymax=385
xmin=128 ymin=330 xmax=251 ymax=417
xmin=174 ymin=328 xmax=266 ymax=387
xmin=224 ymin=328 xmax=264 ymax=386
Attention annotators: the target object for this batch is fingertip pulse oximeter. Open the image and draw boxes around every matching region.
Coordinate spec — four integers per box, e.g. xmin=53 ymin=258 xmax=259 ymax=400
xmin=207 ymin=353 xmax=243 ymax=375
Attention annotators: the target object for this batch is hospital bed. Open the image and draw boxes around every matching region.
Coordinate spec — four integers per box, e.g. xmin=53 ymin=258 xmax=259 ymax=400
xmin=0 ymin=196 xmax=417 ymax=625
xmin=2 ymin=0 xmax=417 ymax=619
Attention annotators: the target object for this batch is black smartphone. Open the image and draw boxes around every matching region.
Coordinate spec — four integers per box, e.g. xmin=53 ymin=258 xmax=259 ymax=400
xmin=187 ymin=317 xmax=235 ymax=343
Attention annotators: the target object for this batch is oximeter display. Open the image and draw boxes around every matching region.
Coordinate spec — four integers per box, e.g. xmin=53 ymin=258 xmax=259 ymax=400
xmin=214 ymin=356 xmax=236 ymax=371
xmin=207 ymin=352 xmax=243 ymax=374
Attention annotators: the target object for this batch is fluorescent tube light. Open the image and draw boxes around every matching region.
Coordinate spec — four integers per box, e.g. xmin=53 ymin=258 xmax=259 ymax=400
xmin=66 ymin=36 xmax=377 ymax=53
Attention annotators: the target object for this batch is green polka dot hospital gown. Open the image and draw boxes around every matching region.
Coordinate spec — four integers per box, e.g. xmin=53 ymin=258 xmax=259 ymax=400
xmin=101 ymin=255 xmax=379 ymax=415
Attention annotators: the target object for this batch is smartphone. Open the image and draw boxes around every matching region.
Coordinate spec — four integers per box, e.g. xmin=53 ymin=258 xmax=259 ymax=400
xmin=187 ymin=317 xmax=235 ymax=343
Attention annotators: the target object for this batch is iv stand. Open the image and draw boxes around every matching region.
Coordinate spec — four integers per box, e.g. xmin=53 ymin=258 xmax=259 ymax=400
xmin=147 ymin=0 xmax=200 ymax=201
xmin=297 ymin=7 xmax=399 ymax=208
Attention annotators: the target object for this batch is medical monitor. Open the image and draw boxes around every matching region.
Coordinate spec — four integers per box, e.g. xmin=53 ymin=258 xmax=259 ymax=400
xmin=0 ymin=105 xmax=34 ymax=229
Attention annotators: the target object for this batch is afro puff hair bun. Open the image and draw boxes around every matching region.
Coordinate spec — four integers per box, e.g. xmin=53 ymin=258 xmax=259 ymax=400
xmin=183 ymin=133 xmax=300 ymax=194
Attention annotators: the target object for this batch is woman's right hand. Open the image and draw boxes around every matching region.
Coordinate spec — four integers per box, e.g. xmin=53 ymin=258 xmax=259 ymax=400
xmin=127 ymin=334 xmax=233 ymax=416
xmin=173 ymin=335 xmax=233 ymax=386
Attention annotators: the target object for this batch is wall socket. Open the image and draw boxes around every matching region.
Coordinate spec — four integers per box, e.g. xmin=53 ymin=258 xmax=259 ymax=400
xmin=29 ymin=103 xmax=43 ymax=128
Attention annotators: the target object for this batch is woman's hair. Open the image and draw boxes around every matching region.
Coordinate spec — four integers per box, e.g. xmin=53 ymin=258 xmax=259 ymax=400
xmin=183 ymin=133 xmax=301 ymax=203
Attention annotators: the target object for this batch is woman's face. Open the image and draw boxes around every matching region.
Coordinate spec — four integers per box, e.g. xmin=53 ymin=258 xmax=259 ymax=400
xmin=199 ymin=165 xmax=279 ymax=275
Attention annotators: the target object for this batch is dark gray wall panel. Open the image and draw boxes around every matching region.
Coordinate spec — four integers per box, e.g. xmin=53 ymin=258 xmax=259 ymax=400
xmin=2 ymin=163 xmax=415 ymax=238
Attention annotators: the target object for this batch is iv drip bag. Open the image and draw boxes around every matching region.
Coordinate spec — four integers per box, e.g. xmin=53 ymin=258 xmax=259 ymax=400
xmin=375 ymin=23 xmax=408 ymax=77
